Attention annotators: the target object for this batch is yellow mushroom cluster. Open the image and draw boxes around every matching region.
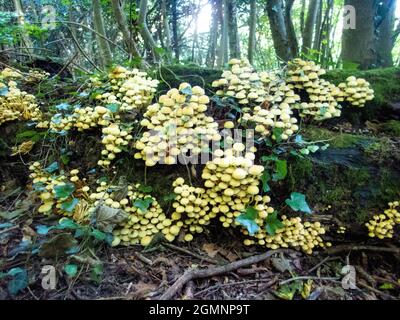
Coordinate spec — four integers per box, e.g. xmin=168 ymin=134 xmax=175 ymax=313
xmin=93 ymin=66 xmax=159 ymax=112
xmin=29 ymin=163 xmax=89 ymax=222
xmin=0 ymin=68 xmax=23 ymax=80
xmin=212 ymin=58 xmax=269 ymax=106
xmin=336 ymin=76 xmax=374 ymax=107
xmin=134 ymin=83 xmax=221 ymax=166
xmin=0 ymin=79 xmax=42 ymax=125
xmin=244 ymin=216 xmax=330 ymax=254
xmin=98 ymin=123 xmax=133 ymax=167
xmin=50 ymin=105 xmax=113 ymax=132
xmin=88 ymin=182 xmax=180 ymax=247
xmin=171 ymin=177 xmax=210 ymax=241
xmin=26 ymin=69 xmax=50 ymax=83
xmin=286 ymin=59 xmax=342 ymax=120
xmin=365 ymin=201 xmax=400 ymax=239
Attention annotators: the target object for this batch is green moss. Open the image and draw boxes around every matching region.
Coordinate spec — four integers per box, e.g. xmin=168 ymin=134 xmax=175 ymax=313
xmin=381 ymin=120 xmax=400 ymax=137
xmin=301 ymin=126 xmax=366 ymax=148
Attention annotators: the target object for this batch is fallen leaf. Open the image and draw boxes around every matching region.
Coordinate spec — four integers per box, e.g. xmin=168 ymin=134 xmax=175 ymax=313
xmin=92 ymin=205 xmax=128 ymax=233
xmin=11 ymin=140 xmax=35 ymax=156
xmin=202 ymin=243 xmax=219 ymax=258
xmin=39 ymin=233 xmax=77 ymax=258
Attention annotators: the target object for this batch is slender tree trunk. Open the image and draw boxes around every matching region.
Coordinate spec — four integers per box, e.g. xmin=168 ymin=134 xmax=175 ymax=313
xmin=302 ymin=0 xmax=320 ymax=54
xmin=285 ymin=0 xmax=299 ymax=58
xmin=161 ymin=0 xmax=172 ymax=60
xmin=171 ymin=0 xmax=180 ymax=61
xmin=138 ymin=0 xmax=161 ymax=62
xmin=300 ymin=0 xmax=306 ymax=35
xmin=92 ymin=0 xmax=113 ymax=68
xmin=320 ymin=0 xmax=334 ymax=66
xmin=206 ymin=0 xmax=219 ymax=67
xmin=376 ymin=0 xmax=396 ymax=67
xmin=342 ymin=0 xmax=376 ymax=69
xmin=248 ymin=0 xmax=257 ymax=64
xmin=227 ymin=0 xmax=241 ymax=59
xmin=266 ymin=0 xmax=292 ymax=62
xmin=313 ymin=0 xmax=323 ymax=53
xmin=13 ymin=0 xmax=33 ymax=55
xmin=111 ymin=0 xmax=141 ymax=58
xmin=191 ymin=1 xmax=200 ymax=63
xmin=217 ymin=0 xmax=228 ymax=67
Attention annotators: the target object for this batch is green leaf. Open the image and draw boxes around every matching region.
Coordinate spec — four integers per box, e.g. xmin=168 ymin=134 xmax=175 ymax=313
xmin=60 ymin=154 xmax=70 ymax=165
xmin=64 ymin=264 xmax=78 ymax=278
xmin=272 ymin=160 xmax=287 ymax=181
xmin=7 ymin=268 xmax=28 ymax=296
xmin=61 ymin=198 xmax=79 ymax=213
xmin=235 ymin=207 xmax=260 ymax=236
xmin=91 ymin=263 xmax=103 ymax=284
xmin=44 ymin=162 xmax=59 ymax=173
xmin=133 ymin=198 xmax=153 ymax=212
xmin=54 ymin=183 xmax=75 ymax=199
xmin=106 ymin=103 xmax=120 ymax=113
xmin=265 ymin=211 xmax=284 ymax=236
xmin=138 ymin=185 xmax=153 ymax=193
xmin=272 ymin=128 xmax=283 ymax=143
xmin=285 ymin=192 xmax=312 ymax=214
xmin=307 ymin=145 xmax=320 ymax=153
xmin=0 ymin=86 xmax=9 ymax=96
xmin=58 ymin=218 xmax=79 ymax=230
xmin=261 ymin=171 xmax=271 ymax=193
xmin=180 ymin=86 xmax=192 ymax=96
xmin=91 ymin=228 xmax=107 ymax=241
xmin=379 ymin=283 xmax=395 ymax=290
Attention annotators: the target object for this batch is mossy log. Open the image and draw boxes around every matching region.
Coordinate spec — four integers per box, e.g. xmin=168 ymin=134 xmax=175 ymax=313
xmin=157 ymin=65 xmax=400 ymax=122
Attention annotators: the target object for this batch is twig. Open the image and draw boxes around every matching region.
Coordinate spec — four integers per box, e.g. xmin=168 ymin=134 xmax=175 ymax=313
xmin=158 ymin=249 xmax=289 ymax=300
xmin=163 ymin=242 xmax=220 ymax=265
xmin=51 ymin=51 xmax=79 ymax=79
xmin=279 ymin=276 xmax=340 ymax=286
xmin=0 ymin=226 xmax=19 ymax=235
xmin=357 ymin=281 xmax=397 ymax=300
xmin=326 ymin=245 xmax=400 ymax=255
xmin=135 ymin=252 xmax=153 ymax=266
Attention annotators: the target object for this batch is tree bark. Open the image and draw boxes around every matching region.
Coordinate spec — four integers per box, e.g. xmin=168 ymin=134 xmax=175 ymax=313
xmin=227 ymin=0 xmax=241 ymax=59
xmin=13 ymin=0 xmax=33 ymax=55
xmin=161 ymin=0 xmax=172 ymax=60
xmin=285 ymin=0 xmax=299 ymax=58
xmin=376 ymin=0 xmax=396 ymax=67
xmin=313 ymin=0 xmax=323 ymax=53
xmin=217 ymin=0 xmax=229 ymax=67
xmin=92 ymin=0 xmax=113 ymax=68
xmin=342 ymin=0 xmax=376 ymax=69
xmin=110 ymin=0 xmax=141 ymax=59
xmin=138 ymin=0 xmax=161 ymax=62
xmin=302 ymin=0 xmax=320 ymax=55
xmin=266 ymin=0 xmax=292 ymax=62
xmin=248 ymin=0 xmax=257 ymax=64
xmin=206 ymin=0 xmax=220 ymax=67
xmin=171 ymin=0 xmax=180 ymax=61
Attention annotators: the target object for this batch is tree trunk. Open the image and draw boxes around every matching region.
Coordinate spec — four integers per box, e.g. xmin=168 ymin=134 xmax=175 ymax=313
xmin=171 ymin=0 xmax=180 ymax=61
xmin=320 ymin=0 xmax=334 ymax=66
xmin=110 ymin=0 xmax=141 ymax=59
xmin=376 ymin=0 xmax=396 ymax=67
xmin=161 ymin=0 xmax=172 ymax=60
xmin=342 ymin=0 xmax=376 ymax=69
xmin=227 ymin=0 xmax=241 ymax=59
xmin=13 ymin=0 xmax=33 ymax=55
xmin=312 ymin=0 xmax=323 ymax=53
xmin=266 ymin=0 xmax=292 ymax=62
xmin=300 ymin=0 xmax=306 ymax=35
xmin=92 ymin=0 xmax=113 ymax=68
xmin=285 ymin=0 xmax=299 ymax=58
xmin=138 ymin=0 xmax=161 ymax=62
xmin=302 ymin=0 xmax=320 ymax=55
xmin=206 ymin=0 xmax=219 ymax=67
xmin=217 ymin=0 xmax=229 ymax=67
xmin=248 ymin=0 xmax=257 ymax=64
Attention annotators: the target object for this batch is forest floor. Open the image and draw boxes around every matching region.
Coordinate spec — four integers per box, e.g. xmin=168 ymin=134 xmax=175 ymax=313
xmin=0 ymin=199 xmax=399 ymax=300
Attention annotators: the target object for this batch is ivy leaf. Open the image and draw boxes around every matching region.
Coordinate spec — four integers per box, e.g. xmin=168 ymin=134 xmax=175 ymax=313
xmin=54 ymin=183 xmax=75 ymax=199
xmin=285 ymin=192 xmax=312 ymax=214
xmin=235 ymin=207 xmax=260 ymax=236
xmin=60 ymin=154 xmax=70 ymax=165
xmin=265 ymin=211 xmax=284 ymax=236
xmin=272 ymin=128 xmax=283 ymax=143
xmin=91 ymin=263 xmax=103 ymax=284
xmin=7 ymin=267 xmax=28 ymax=296
xmin=180 ymin=85 xmax=192 ymax=96
xmin=57 ymin=218 xmax=79 ymax=230
xmin=55 ymin=103 xmax=70 ymax=111
xmin=64 ymin=264 xmax=78 ymax=278
xmin=36 ymin=225 xmax=54 ymax=235
xmin=133 ymin=198 xmax=153 ymax=212
xmin=307 ymin=145 xmax=320 ymax=153
xmin=61 ymin=198 xmax=79 ymax=213
xmin=261 ymin=171 xmax=271 ymax=193
xmin=106 ymin=103 xmax=120 ymax=113
xmin=137 ymin=185 xmax=153 ymax=193
xmin=44 ymin=162 xmax=59 ymax=173
xmin=0 ymin=86 xmax=9 ymax=96
xmin=272 ymin=159 xmax=287 ymax=181
xmin=90 ymin=228 xmax=107 ymax=241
